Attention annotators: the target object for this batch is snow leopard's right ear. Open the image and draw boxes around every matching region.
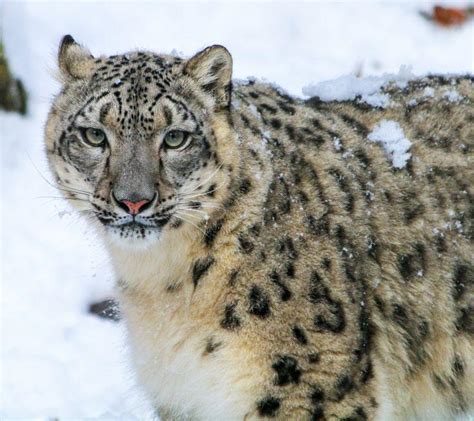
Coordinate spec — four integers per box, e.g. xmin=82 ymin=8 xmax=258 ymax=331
xmin=58 ymin=35 xmax=95 ymax=81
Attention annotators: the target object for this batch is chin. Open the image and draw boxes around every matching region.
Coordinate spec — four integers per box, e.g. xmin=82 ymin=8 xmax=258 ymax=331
xmin=105 ymin=223 xmax=163 ymax=250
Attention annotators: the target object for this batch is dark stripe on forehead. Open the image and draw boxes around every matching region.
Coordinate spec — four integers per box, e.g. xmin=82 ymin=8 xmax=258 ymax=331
xmin=99 ymin=102 xmax=113 ymax=125
xmin=96 ymin=91 xmax=110 ymax=101
xmin=164 ymin=94 xmax=198 ymax=123
xmin=163 ymin=105 xmax=173 ymax=125
xmin=72 ymin=96 xmax=96 ymax=122
xmin=161 ymin=95 xmax=200 ymax=131
xmin=72 ymin=91 xmax=111 ymax=123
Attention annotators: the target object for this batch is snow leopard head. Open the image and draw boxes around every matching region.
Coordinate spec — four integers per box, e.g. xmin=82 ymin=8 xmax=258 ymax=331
xmin=45 ymin=35 xmax=238 ymax=248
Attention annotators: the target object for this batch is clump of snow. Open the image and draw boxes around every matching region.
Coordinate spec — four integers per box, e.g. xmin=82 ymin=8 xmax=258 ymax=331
xmin=231 ymin=97 xmax=242 ymax=109
xmin=302 ymin=65 xmax=414 ymax=106
xmin=248 ymin=104 xmax=261 ymax=119
xmin=368 ymin=120 xmax=412 ymax=169
xmin=333 ymin=137 xmax=342 ymax=151
xmin=423 ymin=87 xmax=435 ymax=97
xmin=443 ymin=89 xmax=462 ymax=102
xmin=342 ymin=148 xmax=354 ymax=159
xmin=362 ymin=92 xmax=391 ymax=108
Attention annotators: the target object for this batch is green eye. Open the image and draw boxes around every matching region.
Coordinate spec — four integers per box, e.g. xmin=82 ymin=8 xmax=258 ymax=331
xmin=83 ymin=128 xmax=106 ymax=146
xmin=164 ymin=130 xmax=189 ymax=149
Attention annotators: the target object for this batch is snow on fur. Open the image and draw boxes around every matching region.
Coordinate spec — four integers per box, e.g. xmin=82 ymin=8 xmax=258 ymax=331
xmin=302 ymin=66 xmax=414 ymax=107
xmin=368 ymin=120 xmax=412 ymax=169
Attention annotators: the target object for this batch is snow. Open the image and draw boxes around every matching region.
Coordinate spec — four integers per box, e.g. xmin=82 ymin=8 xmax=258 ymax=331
xmin=423 ymin=86 xmax=435 ymax=97
xmin=301 ymin=66 xmax=414 ymax=104
xmin=368 ymin=120 xmax=412 ymax=169
xmin=443 ymin=89 xmax=462 ymax=102
xmin=1 ymin=0 xmax=473 ymax=418
xmin=248 ymin=104 xmax=261 ymax=119
xmin=363 ymin=92 xmax=392 ymax=108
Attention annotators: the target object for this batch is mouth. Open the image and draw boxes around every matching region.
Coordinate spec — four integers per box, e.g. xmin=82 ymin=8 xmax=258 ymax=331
xmin=108 ymin=221 xmax=160 ymax=229
xmin=96 ymin=211 xmax=172 ymax=243
xmin=97 ymin=213 xmax=172 ymax=228
xmin=104 ymin=220 xmax=165 ymax=243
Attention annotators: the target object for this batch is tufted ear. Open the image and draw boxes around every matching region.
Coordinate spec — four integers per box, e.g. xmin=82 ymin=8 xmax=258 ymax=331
xmin=184 ymin=45 xmax=232 ymax=110
xmin=58 ymin=35 xmax=95 ymax=81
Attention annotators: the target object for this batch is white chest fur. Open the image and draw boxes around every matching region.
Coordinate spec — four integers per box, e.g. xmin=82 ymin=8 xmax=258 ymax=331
xmin=120 ymin=290 xmax=256 ymax=420
xmin=109 ymin=234 xmax=258 ymax=420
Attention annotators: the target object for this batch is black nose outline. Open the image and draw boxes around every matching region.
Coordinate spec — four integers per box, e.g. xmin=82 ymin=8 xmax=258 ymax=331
xmin=112 ymin=191 xmax=157 ymax=215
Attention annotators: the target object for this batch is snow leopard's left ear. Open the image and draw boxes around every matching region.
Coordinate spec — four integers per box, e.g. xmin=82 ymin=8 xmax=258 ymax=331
xmin=185 ymin=45 xmax=232 ymax=110
xmin=58 ymin=35 xmax=95 ymax=82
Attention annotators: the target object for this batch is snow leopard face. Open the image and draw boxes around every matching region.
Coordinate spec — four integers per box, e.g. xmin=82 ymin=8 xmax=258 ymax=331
xmin=45 ymin=36 xmax=236 ymax=247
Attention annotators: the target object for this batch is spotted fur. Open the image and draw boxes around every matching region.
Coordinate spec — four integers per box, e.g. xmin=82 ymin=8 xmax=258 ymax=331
xmin=45 ymin=36 xmax=474 ymax=420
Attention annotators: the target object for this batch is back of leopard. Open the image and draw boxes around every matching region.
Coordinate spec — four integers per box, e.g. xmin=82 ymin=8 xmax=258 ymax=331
xmin=222 ymin=76 xmax=473 ymax=420
xmin=45 ymin=37 xmax=473 ymax=420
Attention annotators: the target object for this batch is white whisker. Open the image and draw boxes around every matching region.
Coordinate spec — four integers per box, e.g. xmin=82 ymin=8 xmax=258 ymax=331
xmin=35 ymin=195 xmax=90 ymax=203
xmin=27 ymin=152 xmax=92 ymax=197
xmin=173 ymin=212 xmax=206 ymax=235
xmin=175 ymin=206 xmax=210 ymax=217
xmin=179 ymin=163 xmax=224 ymax=197
xmin=177 ymin=180 xmax=227 ymax=202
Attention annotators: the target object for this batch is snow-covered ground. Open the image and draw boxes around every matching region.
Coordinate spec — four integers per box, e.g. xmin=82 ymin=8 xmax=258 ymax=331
xmin=1 ymin=1 xmax=472 ymax=418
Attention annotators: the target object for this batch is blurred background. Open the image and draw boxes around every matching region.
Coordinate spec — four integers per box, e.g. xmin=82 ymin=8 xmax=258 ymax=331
xmin=1 ymin=0 xmax=473 ymax=418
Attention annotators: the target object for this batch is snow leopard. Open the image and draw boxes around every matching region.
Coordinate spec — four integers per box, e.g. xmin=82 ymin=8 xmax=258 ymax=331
xmin=44 ymin=35 xmax=473 ymax=420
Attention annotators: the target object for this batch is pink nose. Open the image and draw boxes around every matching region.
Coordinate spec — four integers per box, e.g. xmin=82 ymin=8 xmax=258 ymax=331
xmin=120 ymin=199 xmax=150 ymax=215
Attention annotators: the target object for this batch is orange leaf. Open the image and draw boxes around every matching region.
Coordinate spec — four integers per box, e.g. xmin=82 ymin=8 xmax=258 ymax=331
xmin=433 ymin=6 xmax=468 ymax=26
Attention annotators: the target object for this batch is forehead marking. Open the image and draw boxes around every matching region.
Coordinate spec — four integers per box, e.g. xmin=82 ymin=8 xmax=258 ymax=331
xmin=163 ymin=106 xmax=173 ymax=126
xmin=164 ymin=94 xmax=197 ymax=124
xmin=71 ymin=96 xmax=96 ymax=123
xmin=96 ymin=91 xmax=109 ymax=101
xmin=71 ymin=54 xmax=200 ymax=138
xmin=99 ymin=102 xmax=113 ymax=125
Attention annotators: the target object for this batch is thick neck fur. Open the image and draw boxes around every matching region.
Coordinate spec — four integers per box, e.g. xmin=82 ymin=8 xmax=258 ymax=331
xmin=107 ymin=224 xmax=199 ymax=296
